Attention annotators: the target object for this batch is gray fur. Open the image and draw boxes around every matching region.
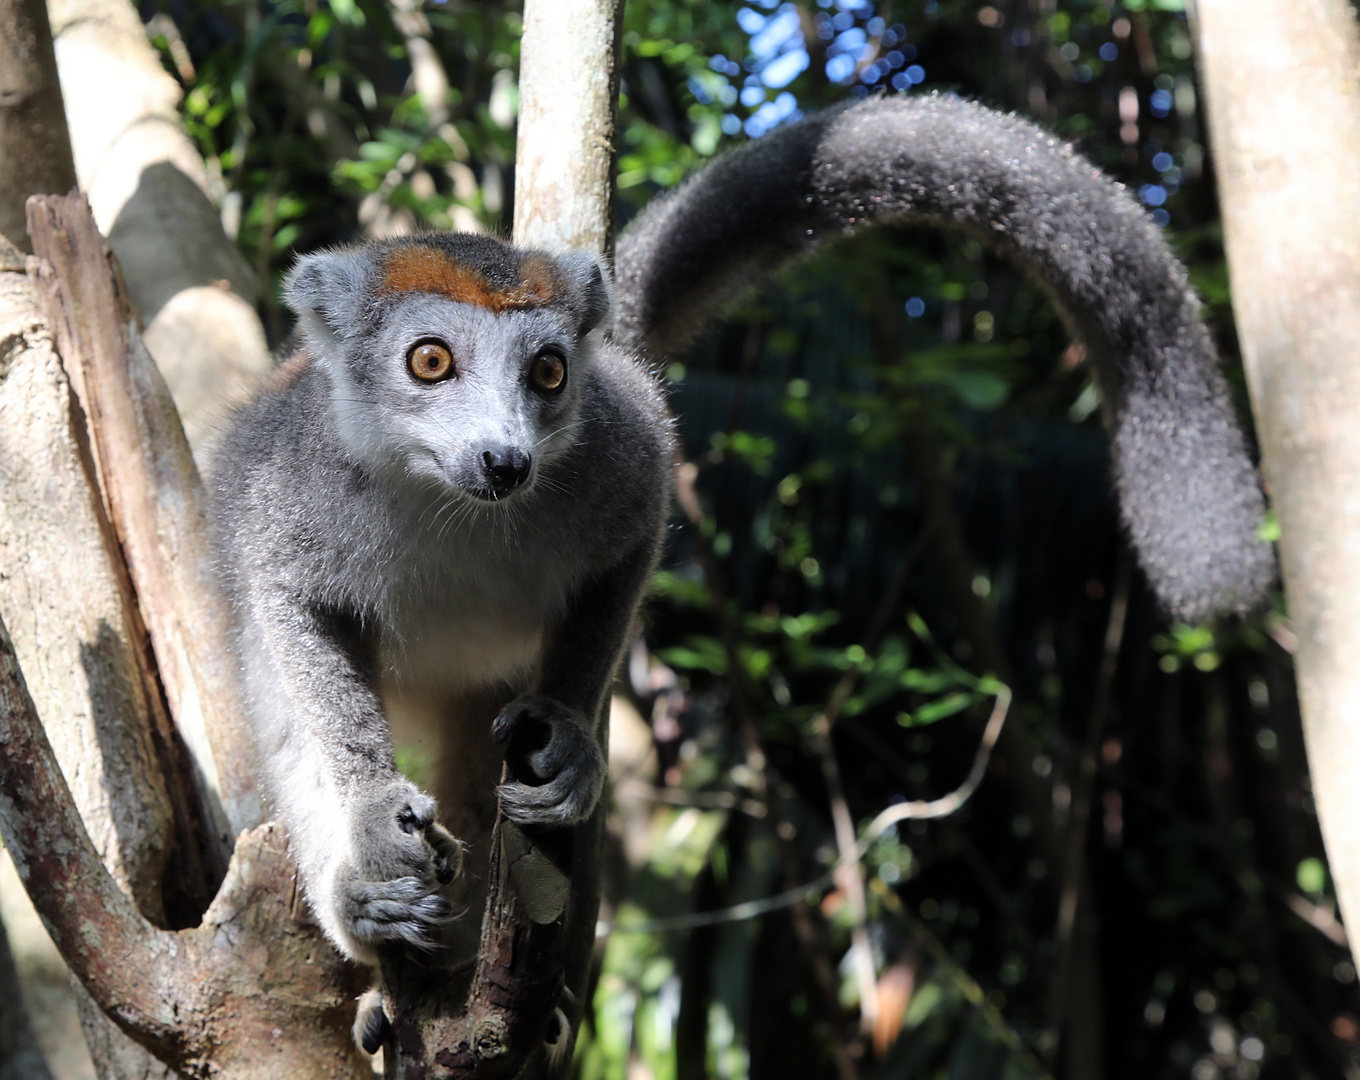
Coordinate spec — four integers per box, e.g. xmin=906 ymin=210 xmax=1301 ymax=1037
xmin=615 ymin=93 xmax=1275 ymax=622
xmin=210 ymin=93 xmax=1273 ymax=986
xmin=209 ymin=234 xmax=672 ymax=964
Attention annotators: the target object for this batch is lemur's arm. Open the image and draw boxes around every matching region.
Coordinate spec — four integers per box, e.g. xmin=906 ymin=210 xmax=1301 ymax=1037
xmin=235 ymin=576 xmax=460 ymax=962
xmin=614 ymin=93 xmax=1274 ymax=623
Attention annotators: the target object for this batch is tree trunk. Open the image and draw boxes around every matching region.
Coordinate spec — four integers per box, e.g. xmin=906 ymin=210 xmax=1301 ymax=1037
xmin=1192 ymin=0 xmax=1360 ymax=961
xmin=0 ymin=0 xmax=77 ymax=251
xmin=513 ymin=0 xmax=623 ymax=256
xmin=0 ymin=224 xmax=184 ymax=1080
xmin=514 ymin=0 xmax=624 ymax=1025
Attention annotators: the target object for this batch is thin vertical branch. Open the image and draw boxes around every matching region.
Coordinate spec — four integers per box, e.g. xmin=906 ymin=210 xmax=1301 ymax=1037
xmin=1045 ymin=553 xmax=1128 ymax=1076
xmin=513 ymin=0 xmax=623 ymax=255
xmin=378 ymin=5 xmax=626 ymax=1077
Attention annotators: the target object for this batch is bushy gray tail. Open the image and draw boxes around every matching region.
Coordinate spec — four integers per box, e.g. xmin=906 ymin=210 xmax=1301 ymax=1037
xmin=613 ymin=93 xmax=1275 ymax=623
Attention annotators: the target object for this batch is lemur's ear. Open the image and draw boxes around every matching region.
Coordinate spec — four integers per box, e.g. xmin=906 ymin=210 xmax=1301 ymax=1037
xmin=555 ymin=251 xmax=615 ymax=337
xmin=285 ymin=248 xmax=375 ymax=345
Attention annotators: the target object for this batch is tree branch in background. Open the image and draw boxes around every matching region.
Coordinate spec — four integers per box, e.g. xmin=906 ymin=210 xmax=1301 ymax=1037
xmin=865 ymin=283 xmax=1109 ymax=1075
xmin=1046 ymin=553 xmax=1129 ymax=1077
xmin=47 ymin=0 xmax=271 ymax=454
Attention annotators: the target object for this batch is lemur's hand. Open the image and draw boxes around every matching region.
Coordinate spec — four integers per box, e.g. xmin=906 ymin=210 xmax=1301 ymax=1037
xmin=335 ymin=782 xmax=462 ymax=951
xmin=493 ymin=695 xmax=605 ymax=826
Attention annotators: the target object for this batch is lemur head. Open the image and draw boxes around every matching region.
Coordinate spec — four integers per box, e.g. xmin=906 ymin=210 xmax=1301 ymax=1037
xmin=285 ymin=233 xmax=613 ymax=501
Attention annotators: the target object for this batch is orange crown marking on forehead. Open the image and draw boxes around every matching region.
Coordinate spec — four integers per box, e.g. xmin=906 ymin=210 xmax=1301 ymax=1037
xmin=378 ymin=247 xmax=558 ymax=312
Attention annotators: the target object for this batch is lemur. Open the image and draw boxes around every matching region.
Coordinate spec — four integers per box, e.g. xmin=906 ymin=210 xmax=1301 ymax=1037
xmin=208 ymin=93 xmax=1274 ymax=1052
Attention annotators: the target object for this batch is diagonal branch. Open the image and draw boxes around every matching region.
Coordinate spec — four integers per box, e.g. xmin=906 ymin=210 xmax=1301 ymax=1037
xmin=5 ymin=198 xmax=367 ymax=1078
xmin=0 ymin=613 xmax=199 ymax=1062
xmin=1 ymin=603 xmax=369 ymax=1078
xmin=27 ymin=192 xmax=258 ymax=851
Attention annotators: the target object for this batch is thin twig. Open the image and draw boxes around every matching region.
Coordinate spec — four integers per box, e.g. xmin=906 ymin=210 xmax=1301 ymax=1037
xmin=601 ymin=684 xmax=1011 ymax=936
xmin=615 ymin=778 xmax=767 ymax=818
xmin=808 ymin=517 xmax=942 ymax=1034
xmin=1046 ymin=552 xmax=1130 ymax=1062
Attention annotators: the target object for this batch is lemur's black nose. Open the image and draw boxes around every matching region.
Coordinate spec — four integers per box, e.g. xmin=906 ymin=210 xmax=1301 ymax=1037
xmin=482 ymin=446 xmax=532 ymax=495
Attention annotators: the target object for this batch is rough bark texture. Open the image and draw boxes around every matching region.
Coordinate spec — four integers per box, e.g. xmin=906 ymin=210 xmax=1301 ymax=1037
xmin=513 ymin=0 xmax=624 ymax=256
xmin=2 ymin=198 xmax=375 ymax=1077
xmin=47 ymin=0 xmax=270 ymax=454
xmin=0 ymin=556 xmax=369 ymax=1079
xmin=0 ymin=231 xmax=176 ymax=922
xmin=0 ymin=0 xmax=77 ymax=252
xmin=0 ymin=227 xmax=182 ymax=1080
xmin=3 ymin=625 xmax=370 ymax=1074
xmin=1192 ymin=0 xmax=1360 ymax=962
xmin=27 ymin=193 xmax=259 ymax=851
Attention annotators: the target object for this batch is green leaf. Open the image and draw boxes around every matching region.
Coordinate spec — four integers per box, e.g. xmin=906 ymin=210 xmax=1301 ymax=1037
xmin=1297 ymin=857 xmax=1327 ymax=897
xmin=899 ymin=690 xmax=977 ymax=727
xmin=1257 ymin=510 xmax=1281 ymax=544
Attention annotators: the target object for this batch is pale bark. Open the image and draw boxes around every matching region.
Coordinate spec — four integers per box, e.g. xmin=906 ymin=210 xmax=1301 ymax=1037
xmin=2 ymin=198 xmax=369 ymax=1078
xmin=27 ymin=194 xmax=259 ymax=847
xmin=0 ymin=232 xmax=176 ymax=921
xmin=46 ymin=0 xmax=271 ymax=454
xmin=513 ymin=0 xmax=624 ymax=255
xmin=2 ymin=218 xmax=216 ymax=1080
xmin=1192 ymin=0 xmax=1360 ymax=959
xmin=0 ymin=0 xmax=77 ymax=251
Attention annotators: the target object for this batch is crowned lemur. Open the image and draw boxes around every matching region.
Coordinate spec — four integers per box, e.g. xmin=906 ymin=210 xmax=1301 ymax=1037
xmin=209 ymin=93 xmax=1274 ymax=1044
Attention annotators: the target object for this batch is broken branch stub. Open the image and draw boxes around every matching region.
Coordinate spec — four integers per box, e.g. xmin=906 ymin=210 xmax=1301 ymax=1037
xmin=383 ymin=820 xmax=577 ymax=1078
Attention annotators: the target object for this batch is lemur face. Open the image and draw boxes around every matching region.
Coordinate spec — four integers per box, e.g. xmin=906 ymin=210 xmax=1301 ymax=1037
xmin=284 ymin=235 xmax=613 ymax=501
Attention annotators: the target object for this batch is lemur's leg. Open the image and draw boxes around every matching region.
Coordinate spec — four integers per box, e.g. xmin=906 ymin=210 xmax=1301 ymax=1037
xmin=494 ymin=539 xmax=659 ymax=825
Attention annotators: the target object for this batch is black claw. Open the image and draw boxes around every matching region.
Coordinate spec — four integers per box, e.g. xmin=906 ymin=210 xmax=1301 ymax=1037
xmin=361 ymin=1005 xmax=391 ymax=1055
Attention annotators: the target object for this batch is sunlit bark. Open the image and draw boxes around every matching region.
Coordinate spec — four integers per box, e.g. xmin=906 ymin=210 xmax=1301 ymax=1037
xmin=1193 ymin=0 xmax=1360 ymax=962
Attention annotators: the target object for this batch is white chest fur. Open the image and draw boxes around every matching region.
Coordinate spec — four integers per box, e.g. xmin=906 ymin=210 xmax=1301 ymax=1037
xmin=373 ymin=525 xmax=577 ymax=696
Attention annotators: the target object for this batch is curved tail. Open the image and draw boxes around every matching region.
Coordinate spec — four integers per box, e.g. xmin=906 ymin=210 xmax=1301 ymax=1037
xmin=613 ymin=93 xmax=1274 ymax=624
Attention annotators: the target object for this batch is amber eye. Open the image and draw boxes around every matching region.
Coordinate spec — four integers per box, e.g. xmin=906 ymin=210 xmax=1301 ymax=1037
xmin=530 ymin=349 xmax=567 ymax=394
xmin=408 ymin=341 xmax=454 ymax=382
